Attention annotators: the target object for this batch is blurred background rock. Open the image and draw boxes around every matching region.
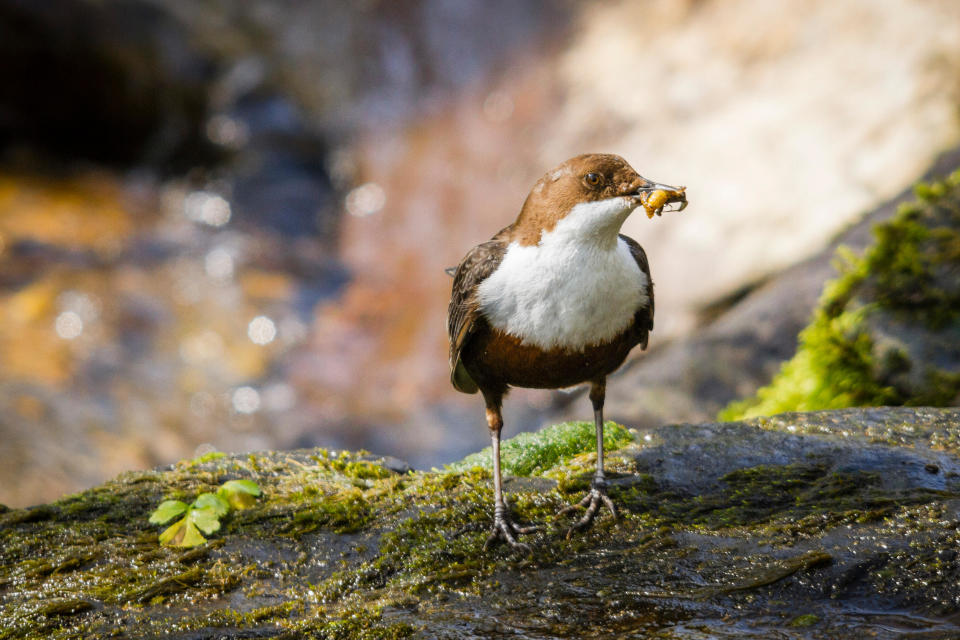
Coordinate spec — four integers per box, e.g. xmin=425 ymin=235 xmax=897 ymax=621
xmin=1 ymin=0 xmax=959 ymax=507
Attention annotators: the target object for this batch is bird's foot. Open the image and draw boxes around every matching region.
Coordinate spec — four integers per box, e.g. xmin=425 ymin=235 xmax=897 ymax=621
xmin=557 ymin=477 xmax=618 ymax=539
xmin=484 ymin=504 xmax=538 ymax=552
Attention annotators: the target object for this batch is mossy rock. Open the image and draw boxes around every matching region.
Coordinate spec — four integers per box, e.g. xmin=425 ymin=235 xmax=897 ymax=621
xmin=722 ymin=170 xmax=960 ymax=420
xmin=2 ymin=408 xmax=960 ymax=638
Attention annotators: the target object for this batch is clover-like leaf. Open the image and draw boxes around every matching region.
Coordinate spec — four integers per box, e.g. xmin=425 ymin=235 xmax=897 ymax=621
xmin=152 ymin=481 xmax=255 ymax=547
xmin=158 ymin=515 xmax=207 ymax=547
xmin=149 ymin=500 xmax=188 ymax=525
xmin=189 ymin=506 xmax=222 ymax=536
xmin=193 ymin=492 xmax=229 ymax=517
xmin=217 ymin=479 xmax=262 ymax=510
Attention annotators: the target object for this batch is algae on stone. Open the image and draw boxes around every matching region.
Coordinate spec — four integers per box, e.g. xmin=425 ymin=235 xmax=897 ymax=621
xmin=722 ymin=170 xmax=960 ymax=420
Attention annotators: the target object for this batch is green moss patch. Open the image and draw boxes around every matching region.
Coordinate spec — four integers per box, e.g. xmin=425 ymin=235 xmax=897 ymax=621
xmin=447 ymin=420 xmax=633 ymax=476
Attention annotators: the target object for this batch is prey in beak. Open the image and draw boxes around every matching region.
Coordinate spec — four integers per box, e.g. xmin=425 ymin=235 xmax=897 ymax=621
xmin=634 ymin=183 xmax=687 ymax=218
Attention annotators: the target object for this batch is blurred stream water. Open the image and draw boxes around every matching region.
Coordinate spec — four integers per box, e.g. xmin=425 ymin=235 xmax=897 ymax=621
xmin=0 ymin=0 xmax=571 ymax=506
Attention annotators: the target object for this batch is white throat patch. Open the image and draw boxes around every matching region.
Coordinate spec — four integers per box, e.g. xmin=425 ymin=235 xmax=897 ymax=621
xmin=477 ymin=198 xmax=648 ymax=350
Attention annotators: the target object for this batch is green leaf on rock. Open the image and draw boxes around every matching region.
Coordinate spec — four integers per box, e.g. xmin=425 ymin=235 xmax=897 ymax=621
xmin=189 ymin=507 xmax=221 ymax=535
xmin=193 ymin=492 xmax=229 ymax=517
xmin=218 ymin=479 xmax=262 ymax=510
xmin=158 ymin=515 xmax=207 ymax=547
xmin=151 ymin=478 xmax=260 ymax=546
xmin=149 ymin=500 xmax=188 ymax=525
xmin=157 ymin=505 xmax=221 ymax=547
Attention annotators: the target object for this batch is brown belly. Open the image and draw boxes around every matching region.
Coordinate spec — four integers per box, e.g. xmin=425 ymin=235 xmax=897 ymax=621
xmin=461 ymin=325 xmax=638 ymax=390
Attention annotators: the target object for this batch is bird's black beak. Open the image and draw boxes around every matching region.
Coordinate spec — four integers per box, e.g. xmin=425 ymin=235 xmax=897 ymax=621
xmin=632 ymin=180 xmax=688 ymax=218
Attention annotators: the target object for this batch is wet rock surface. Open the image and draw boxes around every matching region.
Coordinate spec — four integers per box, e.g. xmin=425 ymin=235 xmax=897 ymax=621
xmin=3 ymin=407 xmax=960 ymax=638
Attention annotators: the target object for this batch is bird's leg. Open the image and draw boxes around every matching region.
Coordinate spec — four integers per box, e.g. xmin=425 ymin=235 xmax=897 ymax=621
xmin=558 ymin=380 xmax=618 ymax=537
xmin=482 ymin=397 xmax=537 ymax=551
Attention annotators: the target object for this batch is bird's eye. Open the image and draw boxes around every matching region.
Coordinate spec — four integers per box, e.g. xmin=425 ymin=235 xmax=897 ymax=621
xmin=585 ymin=173 xmax=602 ymax=187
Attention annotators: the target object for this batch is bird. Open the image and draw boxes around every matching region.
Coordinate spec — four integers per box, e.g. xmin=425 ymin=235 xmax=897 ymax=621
xmin=447 ymin=153 xmax=687 ymax=549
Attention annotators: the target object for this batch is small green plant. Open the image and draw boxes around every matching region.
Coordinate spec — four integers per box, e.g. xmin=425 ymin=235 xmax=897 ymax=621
xmin=149 ymin=479 xmax=262 ymax=547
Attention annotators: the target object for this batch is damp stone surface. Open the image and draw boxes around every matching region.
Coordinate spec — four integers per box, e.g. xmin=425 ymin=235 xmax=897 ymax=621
xmin=2 ymin=408 xmax=960 ymax=638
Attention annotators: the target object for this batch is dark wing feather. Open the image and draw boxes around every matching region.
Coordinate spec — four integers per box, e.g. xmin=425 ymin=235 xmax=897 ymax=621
xmin=619 ymin=234 xmax=654 ymax=350
xmin=447 ymin=240 xmax=507 ymax=393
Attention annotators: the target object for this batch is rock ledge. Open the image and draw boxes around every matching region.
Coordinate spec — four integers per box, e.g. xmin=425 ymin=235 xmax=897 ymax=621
xmin=3 ymin=407 xmax=960 ymax=639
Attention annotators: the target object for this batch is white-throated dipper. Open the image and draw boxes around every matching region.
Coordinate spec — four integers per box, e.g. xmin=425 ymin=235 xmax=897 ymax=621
xmin=447 ymin=153 xmax=687 ymax=549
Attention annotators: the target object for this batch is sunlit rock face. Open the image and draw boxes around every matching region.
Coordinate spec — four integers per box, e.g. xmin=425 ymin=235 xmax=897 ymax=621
xmin=721 ymin=167 xmax=960 ymax=420
xmin=551 ymin=0 xmax=960 ymax=335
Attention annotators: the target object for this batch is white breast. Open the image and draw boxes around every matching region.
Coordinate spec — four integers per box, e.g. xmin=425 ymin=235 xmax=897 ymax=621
xmin=477 ymin=225 xmax=648 ymax=351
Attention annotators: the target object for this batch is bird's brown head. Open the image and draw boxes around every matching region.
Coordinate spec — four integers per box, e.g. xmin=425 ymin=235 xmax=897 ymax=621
xmin=513 ymin=153 xmax=686 ymax=246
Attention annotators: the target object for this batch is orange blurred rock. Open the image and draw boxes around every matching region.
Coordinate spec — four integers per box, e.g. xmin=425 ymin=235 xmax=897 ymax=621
xmin=0 ymin=173 xmax=134 ymax=254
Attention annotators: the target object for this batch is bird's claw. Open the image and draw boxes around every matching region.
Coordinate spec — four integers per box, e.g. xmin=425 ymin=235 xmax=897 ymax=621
xmin=558 ymin=478 xmax=618 ymax=539
xmin=484 ymin=506 xmax=538 ymax=552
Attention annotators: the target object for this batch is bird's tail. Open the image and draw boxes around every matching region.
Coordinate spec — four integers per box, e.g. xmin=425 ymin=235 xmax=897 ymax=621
xmin=450 ymin=358 xmax=479 ymax=394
